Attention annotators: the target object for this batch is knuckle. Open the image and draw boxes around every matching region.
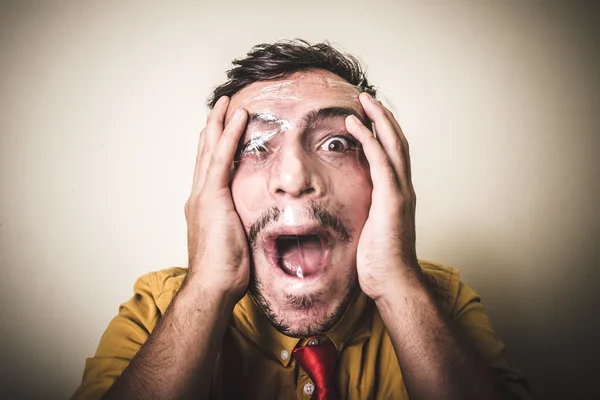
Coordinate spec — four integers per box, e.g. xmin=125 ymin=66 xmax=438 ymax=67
xmin=391 ymin=194 xmax=405 ymax=209
xmin=391 ymin=138 xmax=403 ymax=154
xmin=210 ymin=153 xmax=226 ymax=168
xmin=184 ymin=198 xmax=194 ymax=214
xmin=197 ymin=189 xmax=212 ymax=205
xmin=186 ymin=191 xmax=202 ymax=208
xmin=201 ymin=144 xmax=211 ymax=157
xmin=387 ymin=174 xmax=401 ymax=192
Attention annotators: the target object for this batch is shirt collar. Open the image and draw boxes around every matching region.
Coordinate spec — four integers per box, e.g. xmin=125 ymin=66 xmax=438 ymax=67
xmin=231 ymin=287 xmax=371 ymax=367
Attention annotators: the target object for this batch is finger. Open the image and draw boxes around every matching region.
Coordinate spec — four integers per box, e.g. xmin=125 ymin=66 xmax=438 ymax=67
xmin=205 ymin=96 xmax=230 ymax=149
xmin=191 ymin=130 xmax=206 ymax=193
xmin=382 ymin=106 xmax=412 ymax=185
xmin=359 ymin=92 xmax=409 ymax=192
xmin=205 ymin=108 xmax=248 ymax=189
xmin=195 ymin=96 xmax=230 ymax=194
xmin=345 ymin=114 xmax=400 ymax=194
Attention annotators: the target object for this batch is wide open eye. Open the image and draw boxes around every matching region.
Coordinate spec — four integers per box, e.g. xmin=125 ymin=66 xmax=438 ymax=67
xmin=319 ymin=135 xmax=357 ymax=153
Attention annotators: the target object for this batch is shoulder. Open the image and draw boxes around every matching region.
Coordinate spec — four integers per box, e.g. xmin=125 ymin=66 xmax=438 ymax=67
xmin=133 ymin=266 xmax=188 ymax=315
xmin=144 ymin=266 xmax=188 ymax=293
xmin=418 ymin=259 xmax=461 ymax=314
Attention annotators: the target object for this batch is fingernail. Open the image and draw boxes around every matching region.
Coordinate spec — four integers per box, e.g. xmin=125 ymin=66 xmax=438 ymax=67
xmin=216 ymin=96 xmax=229 ymax=107
xmin=347 ymin=114 xmax=360 ymax=125
xmin=233 ymin=108 xmax=245 ymax=120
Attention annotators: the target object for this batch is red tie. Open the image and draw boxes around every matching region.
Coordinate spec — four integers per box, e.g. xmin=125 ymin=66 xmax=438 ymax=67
xmin=293 ymin=339 xmax=340 ymax=400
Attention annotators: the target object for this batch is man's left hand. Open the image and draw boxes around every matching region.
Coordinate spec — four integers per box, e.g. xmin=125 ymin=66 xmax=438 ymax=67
xmin=345 ymin=92 xmax=421 ymax=302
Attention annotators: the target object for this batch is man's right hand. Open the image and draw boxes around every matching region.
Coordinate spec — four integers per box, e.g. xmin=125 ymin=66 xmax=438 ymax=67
xmin=98 ymin=98 xmax=250 ymax=400
xmin=184 ymin=96 xmax=250 ymax=304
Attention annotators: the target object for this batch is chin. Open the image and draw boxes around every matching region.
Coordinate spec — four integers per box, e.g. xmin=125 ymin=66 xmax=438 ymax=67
xmin=248 ymin=263 xmax=359 ymax=338
xmin=247 ymin=219 xmax=359 ymax=337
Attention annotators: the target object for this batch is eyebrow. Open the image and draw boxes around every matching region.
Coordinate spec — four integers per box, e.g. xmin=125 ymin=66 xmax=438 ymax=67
xmin=247 ymin=106 xmax=367 ymax=130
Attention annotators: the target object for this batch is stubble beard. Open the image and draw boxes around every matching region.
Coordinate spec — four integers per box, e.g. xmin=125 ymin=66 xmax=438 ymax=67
xmin=248 ymin=263 xmax=359 ymax=338
xmin=245 ymin=202 xmax=358 ymax=338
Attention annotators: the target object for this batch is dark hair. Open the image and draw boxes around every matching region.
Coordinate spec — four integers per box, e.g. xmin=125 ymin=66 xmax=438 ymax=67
xmin=207 ymin=39 xmax=377 ymax=108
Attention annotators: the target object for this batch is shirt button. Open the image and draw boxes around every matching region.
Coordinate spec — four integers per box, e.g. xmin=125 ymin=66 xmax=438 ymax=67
xmin=303 ymin=382 xmax=315 ymax=395
xmin=281 ymin=349 xmax=289 ymax=360
xmin=308 ymin=338 xmax=319 ymax=346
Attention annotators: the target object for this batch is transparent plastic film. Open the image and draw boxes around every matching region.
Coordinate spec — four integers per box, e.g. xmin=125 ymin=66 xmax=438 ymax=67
xmin=225 ymin=71 xmax=387 ymax=284
xmin=228 ymin=76 xmax=374 ymax=174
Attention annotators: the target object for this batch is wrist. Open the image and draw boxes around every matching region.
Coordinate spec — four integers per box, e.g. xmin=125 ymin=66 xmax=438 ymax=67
xmin=180 ymin=274 xmax=241 ymax=312
xmin=373 ymin=267 xmax=429 ymax=313
xmin=368 ymin=259 xmax=423 ymax=298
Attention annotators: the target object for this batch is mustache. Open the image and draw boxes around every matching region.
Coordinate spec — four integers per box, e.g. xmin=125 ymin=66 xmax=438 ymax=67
xmin=247 ymin=203 xmax=353 ymax=249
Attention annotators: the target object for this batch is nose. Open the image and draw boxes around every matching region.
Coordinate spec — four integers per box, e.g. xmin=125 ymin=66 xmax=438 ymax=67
xmin=269 ymin=142 xmax=324 ymax=199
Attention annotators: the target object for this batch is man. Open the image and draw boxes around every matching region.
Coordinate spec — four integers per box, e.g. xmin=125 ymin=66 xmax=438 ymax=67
xmin=72 ymin=40 xmax=532 ymax=400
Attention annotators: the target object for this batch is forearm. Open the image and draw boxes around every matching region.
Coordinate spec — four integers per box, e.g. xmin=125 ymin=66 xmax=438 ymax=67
xmin=375 ymin=271 xmax=506 ymax=400
xmin=101 ymin=278 xmax=235 ymax=400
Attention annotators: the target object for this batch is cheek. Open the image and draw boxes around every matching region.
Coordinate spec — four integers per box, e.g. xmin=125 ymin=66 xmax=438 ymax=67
xmin=328 ymin=159 xmax=373 ymax=222
xmin=232 ymin=151 xmax=373 ymax=228
xmin=231 ymin=171 xmax=270 ymax=230
xmin=330 ymin=151 xmax=372 ymax=194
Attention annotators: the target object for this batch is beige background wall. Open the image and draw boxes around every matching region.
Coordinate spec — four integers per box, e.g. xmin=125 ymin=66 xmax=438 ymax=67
xmin=0 ymin=1 xmax=598 ymax=399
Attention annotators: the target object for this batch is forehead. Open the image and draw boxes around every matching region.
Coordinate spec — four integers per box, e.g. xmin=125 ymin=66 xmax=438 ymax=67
xmin=226 ymin=69 xmax=363 ymax=123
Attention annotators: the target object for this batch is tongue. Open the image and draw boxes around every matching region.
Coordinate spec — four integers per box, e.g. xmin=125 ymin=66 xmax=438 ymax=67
xmin=278 ymin=236 xmax=323 ymax=277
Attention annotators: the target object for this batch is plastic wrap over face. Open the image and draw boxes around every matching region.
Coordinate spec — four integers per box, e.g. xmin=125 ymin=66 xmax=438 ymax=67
xmin=228 ymin=74 xmax=373 ymax=284
xmin=232 ymin=78 xmax=369 ymax=167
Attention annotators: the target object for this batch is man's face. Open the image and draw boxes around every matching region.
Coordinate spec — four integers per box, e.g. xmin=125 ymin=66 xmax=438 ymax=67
xmin=227 ymin=70 xmax=373 ymax=337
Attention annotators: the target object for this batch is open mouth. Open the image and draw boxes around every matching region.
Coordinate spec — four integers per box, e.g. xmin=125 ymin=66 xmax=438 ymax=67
xmin=266 ymin=229 xmax=332 ymax=279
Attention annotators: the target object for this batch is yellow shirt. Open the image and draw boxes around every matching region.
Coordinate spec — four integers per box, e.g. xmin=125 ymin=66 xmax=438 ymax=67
xmin=72 ymin=261 xmax=532 ymax=399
